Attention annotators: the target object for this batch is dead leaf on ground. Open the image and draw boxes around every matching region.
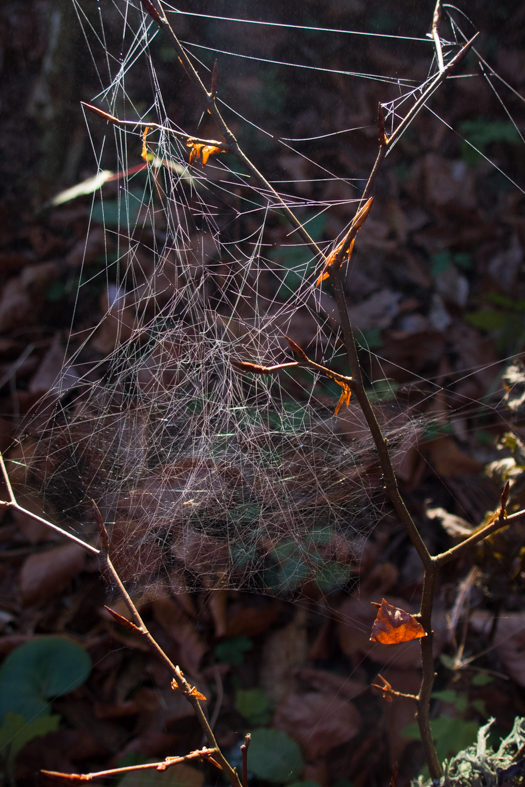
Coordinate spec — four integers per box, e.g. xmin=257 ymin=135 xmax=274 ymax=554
xmin=65 ymin=226 xmax=106 ymax=267
xmin=94 ymin=687 xmax=159 ymax=719
xmin=426 ymin=506 xmax=474 ymax=538
xmin=151 ymin=596 xmax=208 ymax=677
xmin=20 ymin=542 xmax=85 ymax=606
xmin=0 ymin=262 xmax=58 ymax=331
xmin=223 ymin=599 xmax=280 ymax=638
xmin=425 ymin=436 xmax=484 ymax=478
xmin=295 ymin=667 xmax=366 ymax=701
xmin=274 ymin=691 xmax=362 ymax=759
xmin=260 ymin=608 xmax=309 ymax=704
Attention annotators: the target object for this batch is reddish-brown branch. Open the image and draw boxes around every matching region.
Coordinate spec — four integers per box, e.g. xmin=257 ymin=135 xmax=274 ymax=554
xmin=42 ymin=748 xmax=219 ymax=782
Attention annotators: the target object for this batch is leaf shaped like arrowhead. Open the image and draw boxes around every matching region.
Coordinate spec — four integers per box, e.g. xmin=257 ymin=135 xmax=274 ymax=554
xmin=370 ymin=598 xmax=426 ymax=644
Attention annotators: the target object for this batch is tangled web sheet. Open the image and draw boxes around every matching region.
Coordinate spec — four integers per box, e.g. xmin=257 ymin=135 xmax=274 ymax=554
xmin=14 ymin=0 xmax=525 ymax=599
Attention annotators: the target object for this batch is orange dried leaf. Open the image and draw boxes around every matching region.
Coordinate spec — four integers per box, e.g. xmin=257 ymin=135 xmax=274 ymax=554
xmin=186 ymin=138 xmax=224 ymax=168
xmin=141 ymin=126 xmax=150 ymax=161
xmin=370 ymin=598 xmax=427 ymax=645
xmin=333 ymin=380 xmax=352 ymax=416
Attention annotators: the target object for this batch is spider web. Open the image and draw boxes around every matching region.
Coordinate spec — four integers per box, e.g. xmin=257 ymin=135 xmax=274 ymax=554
xmin=15 ymin=0 xmax=525 ymax=600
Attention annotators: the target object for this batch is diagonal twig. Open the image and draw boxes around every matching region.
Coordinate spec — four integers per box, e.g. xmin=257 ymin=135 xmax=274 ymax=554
xmin=0 ymin=452 xmax=100 ymax=556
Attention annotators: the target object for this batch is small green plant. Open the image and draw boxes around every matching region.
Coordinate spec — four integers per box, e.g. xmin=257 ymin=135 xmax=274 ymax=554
xmin=0 ymin=638 xmax=91 ymax=785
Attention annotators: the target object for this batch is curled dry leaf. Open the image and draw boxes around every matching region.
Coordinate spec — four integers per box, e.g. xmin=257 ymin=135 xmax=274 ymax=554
xmin=334 ymin=379 xmax=352 ymax=416
xmin=186 ymin=138 xmax=226 ymax=167
xmin=370 ymin=598 xmax=426 ymax=645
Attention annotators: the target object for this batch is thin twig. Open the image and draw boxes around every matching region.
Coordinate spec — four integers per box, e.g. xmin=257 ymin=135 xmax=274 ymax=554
xmin=92 ymin=503 xmax=243 ymax=787
xmin=361 ymin=33 xmax=478 ymax=202
xmin=435 ymin=481 xmax=513 ymax=567
xmin=0 ymin=453 xmax=100 ymax=556
xmin=42 ymin=748 xmax=219 ymax=782
xmin=321 ymin=28 xmax=477 ymax=785
xmin=81 ymin=102 xmax=226 ymax=148
xmin=432 ymin=0 xmax=445 ymax=73
xmin=240 ymin=734 xmax=251 ymax=787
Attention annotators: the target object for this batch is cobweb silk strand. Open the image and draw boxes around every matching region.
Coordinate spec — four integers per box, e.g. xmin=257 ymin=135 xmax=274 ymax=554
xmin=16 ymin=0 xmax=525 ymax=599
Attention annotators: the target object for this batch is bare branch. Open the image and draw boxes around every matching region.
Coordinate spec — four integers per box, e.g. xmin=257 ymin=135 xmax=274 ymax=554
xmin=42 ymin=748 xmax=219 ymax=782
xmin=93 ymin=504 xmax=243 ymax=787
xmin=432 ymin=0 xmax=445 ymax=73
xmin=0 ymin=452 xmax=100 ymax=556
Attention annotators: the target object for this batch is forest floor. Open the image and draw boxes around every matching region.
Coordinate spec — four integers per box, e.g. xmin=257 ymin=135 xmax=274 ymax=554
xmin=1 ymin=1 xmax=525 ymax=785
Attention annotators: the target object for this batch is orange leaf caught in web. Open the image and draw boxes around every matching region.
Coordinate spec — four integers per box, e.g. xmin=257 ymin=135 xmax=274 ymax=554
xmin=186 ymin=138 xmax=225 ymax=167
xmin=333 ymin=379 xmax=352 ymax=416
xmin=370 ymin=598 xmax=426 ymax=645
xmin=141 ymin=126 xmax=150 ymax=161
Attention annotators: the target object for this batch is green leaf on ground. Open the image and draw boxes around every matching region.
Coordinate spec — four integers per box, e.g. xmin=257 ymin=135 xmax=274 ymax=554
xmin=248 ymin=728 xmax=303 ymax=783
xmin=0 ymin=637 xmax=92 ymax=724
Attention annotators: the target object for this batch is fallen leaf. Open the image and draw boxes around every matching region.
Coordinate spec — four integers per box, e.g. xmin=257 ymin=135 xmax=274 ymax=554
xmin=294 ymin=667 xmax=366 ymax=701
xmin=151 ymin=597 xmax=207 ymax=677
xmin=19 ymin=543 xmax=85 ymax=606
xmin=274 ymin=691 xmax=361 ymax=759
xmin=260 ymin=608 xmax=309 ymax=704
xmin=0 ymin=262 xmax=58 ymax=331
xmin=426 ymin=506 xmax=474 ymax=538
xmin=370 ymin=599 xmax=427 ymax=645
xmin=425 ymin=436 xmax=484 ymax=478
